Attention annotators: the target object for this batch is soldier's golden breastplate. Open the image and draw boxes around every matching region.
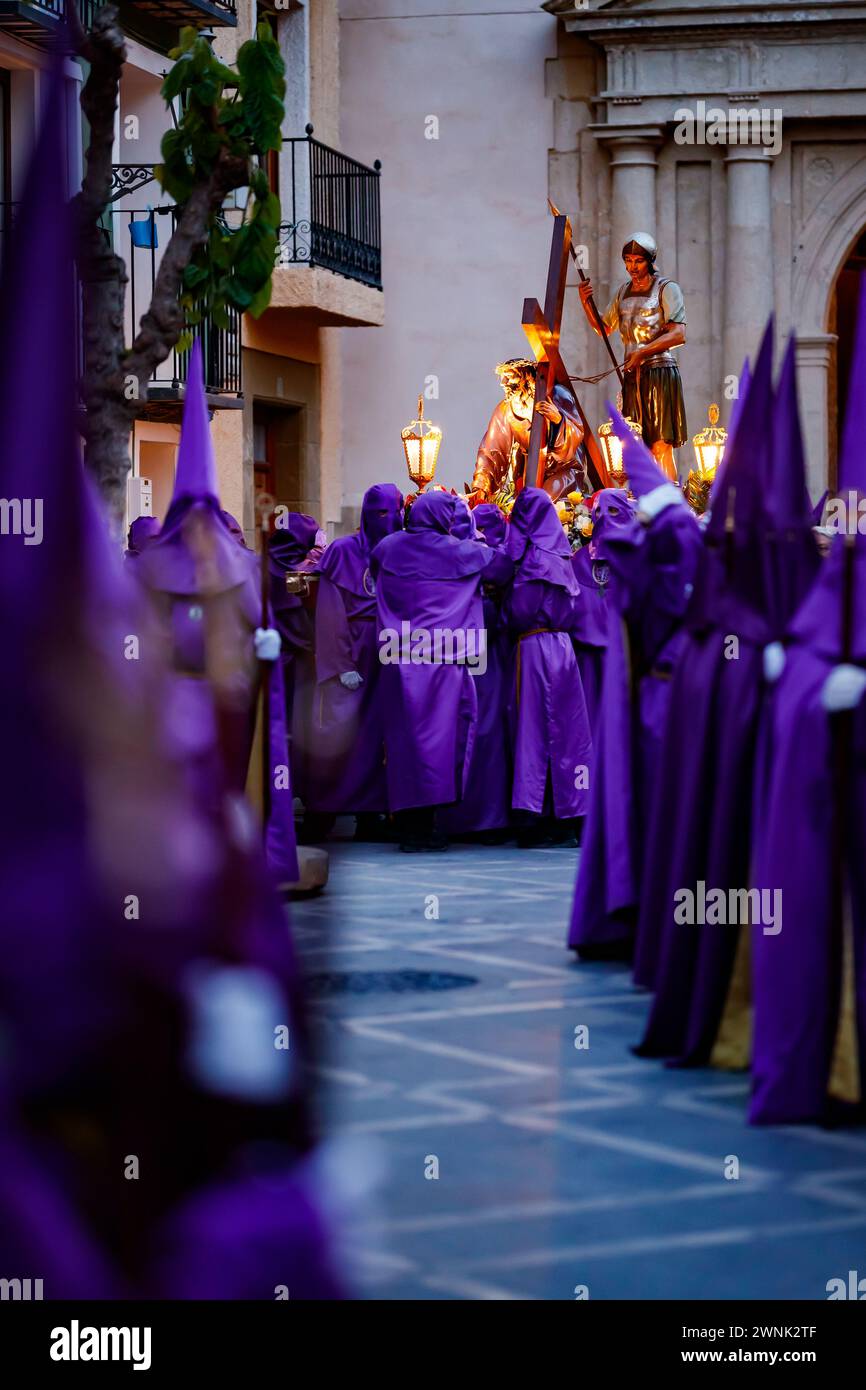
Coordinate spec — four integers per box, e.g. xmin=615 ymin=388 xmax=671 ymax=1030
xmin=618 ymin=276 xmax=675 ymax=368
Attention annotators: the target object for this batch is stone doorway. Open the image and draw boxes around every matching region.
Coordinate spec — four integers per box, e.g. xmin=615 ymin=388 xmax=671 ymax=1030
xmin=829 ymin=227 xmax=866 ymax=491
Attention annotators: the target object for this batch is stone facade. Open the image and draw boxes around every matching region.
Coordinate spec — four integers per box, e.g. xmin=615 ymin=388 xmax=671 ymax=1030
xmin=545 ymin=0 xmax=866 ymax=494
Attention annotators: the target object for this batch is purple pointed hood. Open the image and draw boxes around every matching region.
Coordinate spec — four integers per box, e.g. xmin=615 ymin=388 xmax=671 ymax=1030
xmin=373 ymin=489 xmax=487 ymax=579
xmin=136 ymin=344 xmax=254 ymax=596
xmin=450 ymin=496 xmax=477 ymax=541
xmin=590 ymin=487 xmax=636 ymax=559
xmin=360 ymin=483 xmax=404 ymax=551
xmin=506 ymin=487 xmax=579 ymax=594
xmin=126 ymin=515 xmax=161 ymax=556
xmin=474 ymin=503 xmax=507 ymax=548
xmin=269 ymin=513 xmax=320 ymax=574
xmin=706 ymin=358 xmax=751 ymax=515
xmin=316 ymin=485 xmax=402 ymax=595
xmin=169 ymin=341 xmax=218 ymax=508
xmin=761 ymin=336 xmax=820 ymax=633
xmin=707 ymin=322 xmax=774 ymax=542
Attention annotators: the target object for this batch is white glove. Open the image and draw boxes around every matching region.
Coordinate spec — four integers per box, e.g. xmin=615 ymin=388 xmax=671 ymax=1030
xmin=254 ymin=626 xmax=282 ymax=662
xmin=184 ymin=962 xmax=295 ymax=1101
xmin=636 ymin=483 xmax=684 ymax=524
xmin=821 ymin=664 xmax=866 ymax=713
xmin=340 ymin=670 xmax=364 ymax=691
xmin=763 ymin=641 xmax=786 ymax=685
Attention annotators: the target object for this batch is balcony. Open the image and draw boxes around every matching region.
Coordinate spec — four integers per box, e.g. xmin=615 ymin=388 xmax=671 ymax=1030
xmin=0 ymin=0 xmax=235 ymax=53
xmin=106 ymin=193 xmax=242 ymax=419
xmin=0 ymin=0 xmax=97 ymax=47
xmin=268 ymin=126 xmax=384 ymax=329
xmin=1 ymin=191 xmax=241 ymax=419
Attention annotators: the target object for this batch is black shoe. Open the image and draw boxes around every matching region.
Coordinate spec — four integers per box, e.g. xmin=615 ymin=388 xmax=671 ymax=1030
xmin=298 ymin=812 xmax=336 ymax=844
xmin=399 ymin=832 xmax=450 ymax=853
xmin=354 ymin=813 xmax=392 ymax=842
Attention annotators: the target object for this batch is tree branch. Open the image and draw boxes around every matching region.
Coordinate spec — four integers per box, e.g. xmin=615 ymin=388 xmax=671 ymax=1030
xmin=126 ymin=148 xmax=249 ymax=387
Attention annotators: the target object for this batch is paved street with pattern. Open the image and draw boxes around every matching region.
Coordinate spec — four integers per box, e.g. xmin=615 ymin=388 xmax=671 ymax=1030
xmin=292 ymin=837 xmax=866 ymax=1301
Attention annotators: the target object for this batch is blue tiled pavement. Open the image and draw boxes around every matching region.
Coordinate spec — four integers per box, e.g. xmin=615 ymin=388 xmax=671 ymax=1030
xmin=292 ymin=838 xmax=866 ymax=1301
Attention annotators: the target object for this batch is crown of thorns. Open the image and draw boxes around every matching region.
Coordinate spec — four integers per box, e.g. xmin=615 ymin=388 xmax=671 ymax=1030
xmin=495 ymin=358 xmax=537 ymax=383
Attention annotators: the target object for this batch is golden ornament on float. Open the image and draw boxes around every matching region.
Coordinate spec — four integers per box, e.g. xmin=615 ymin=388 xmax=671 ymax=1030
xmin=401 ymin=394 xmax=442 ymax=492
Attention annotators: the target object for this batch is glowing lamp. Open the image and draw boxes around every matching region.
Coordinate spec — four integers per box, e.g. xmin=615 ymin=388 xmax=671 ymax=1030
xmin=598 ymin=410 xmax=641 ymax=488
xmin=401 ymin=394 xmax=442 ymax=491
xmin=692 ymin=403 xmax=727 ymax=479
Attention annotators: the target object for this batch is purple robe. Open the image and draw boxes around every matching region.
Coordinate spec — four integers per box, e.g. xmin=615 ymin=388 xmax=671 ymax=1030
xmin=268 ymin=514 xmax=321 ymax=802
xmin=126 ymin=514 xmax=161 ymax=557
xmin=570 ymin=489 xmax=636 ymax=733
xmin=372 ymin=491 xmax=510 ymax=812
xmin=504 ymin=489 xmax=592 ymax=818
xmin=750 ymin=285 xmax=866 ymax=1122
xmin=305 ymin=484 xmax=404 ymax=814
xmin=568 ymin=423 xmax=702 ymax=956
xmin=134 ymin=345 xmax=298 ymax=884
xmin=636 ymin=322 xmax=818 ymax=1065
xmin=438 ymin=500 xmax=512 ymax=833
xmin=0 ymin=90 xmax=328 ymax=1298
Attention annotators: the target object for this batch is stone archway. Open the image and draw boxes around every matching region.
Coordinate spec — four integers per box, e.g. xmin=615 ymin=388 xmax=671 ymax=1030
xmin=792 ymin=155 xmax=866 ymax=495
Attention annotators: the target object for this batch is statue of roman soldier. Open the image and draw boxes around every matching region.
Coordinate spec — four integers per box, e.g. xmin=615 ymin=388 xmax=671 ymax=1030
xmin=579 ymin=232 xmax=687 ymax=481
xmin=469 ymin=358 xmax=588 ymax=509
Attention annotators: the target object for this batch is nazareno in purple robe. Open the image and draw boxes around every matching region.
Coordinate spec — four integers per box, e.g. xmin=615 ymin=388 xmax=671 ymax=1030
xmin=133 ymin=342 xmax=299 ymax=884
xmin=126 ymin=514 xmax=161 ymax=558
xmin=750 ymin=279 xmax=866 ymax=1124
xmin=372 ymin=490 xmax=511 ymax=812
xmin=304 ymin=483 xmax=404 ymax=814
xmin=268 ymin=513 xmax=322 ymax=802
xmin=570 ymin=489 xmax=636 ymax=733
xmin=504 ymin=488 xmax=592 ymax=819
xmin=438 ymin=501 xmax=513 ymax=834
xmin=636 ymin=320 xmax=818 ymax=1068
xmin=568 ymin=424 xmax=701 ymax=957
xmin=0 ymin=86 xmax=339 ymax=1298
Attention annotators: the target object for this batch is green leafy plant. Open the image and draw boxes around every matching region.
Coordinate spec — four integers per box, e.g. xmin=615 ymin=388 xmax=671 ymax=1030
xmin=73 ymin=8 xmax=288 ymax=524
xmin=156 ymin=23 xmax=286 ymax=347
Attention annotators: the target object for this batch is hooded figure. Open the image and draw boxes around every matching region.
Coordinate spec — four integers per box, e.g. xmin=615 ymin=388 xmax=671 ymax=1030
xmin=634 ymin=320 xmax=819 ymax=1073
xmin=372 ymin=490 xmax=512 ymax=850
xmin=0 ymin=79 xmax=338 ymax=1299
xmin=504 ymin=488 xmax=592 ymax=844
xmin=570 ymin=489 xmax=636 ymax=733
xmin=220 ymin=511 xmax=247 ymax=546
xmin=568 ymin=415 xmax=701 ymax=957
xmin=438 ymin=500 xmax=513 ymax=838
xmin=302 ymin=484 xmax=404 ymax=836
xmin=134 ymin=343 xmax=298 ymax=885
xmin=267 ymin=513 xmax=323 ymax=806
xmin=474 ymin=503 xmax=508 ymax=549
xmin=126 ymin=514 xmax=161 ymax=558
xmin=750 ymin=281 xmax=866 ymax=1124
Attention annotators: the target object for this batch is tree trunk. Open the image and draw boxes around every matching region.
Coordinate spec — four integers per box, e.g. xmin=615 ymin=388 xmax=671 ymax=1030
xmin=72 ymin=6 xmax=250 ymax=535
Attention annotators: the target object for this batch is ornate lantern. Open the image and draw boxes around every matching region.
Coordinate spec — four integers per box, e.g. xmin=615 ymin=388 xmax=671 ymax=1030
xmin=692 ymin=403 xmax=727 ymax=480
xmin=401 ymin=394 xmax=442 ymax=492
xmin=598 ymin=400 xmax=642 ymax=489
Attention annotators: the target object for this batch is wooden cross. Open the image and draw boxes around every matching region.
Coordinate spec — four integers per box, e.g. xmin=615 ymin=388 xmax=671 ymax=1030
xmin=521 ymin=213 xmax=608 ymax=491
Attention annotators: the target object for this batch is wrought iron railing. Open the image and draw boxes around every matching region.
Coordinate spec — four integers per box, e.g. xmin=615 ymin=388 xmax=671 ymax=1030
xmin=278 ymin=126 xmax=382 ymax=290
xmin=1 ymin=197 xmax=241 ymax=397
xmin=104 ymin=202 xmax=241 ymax=394
xmin=0 ymin=0 xmax=99 ymax=32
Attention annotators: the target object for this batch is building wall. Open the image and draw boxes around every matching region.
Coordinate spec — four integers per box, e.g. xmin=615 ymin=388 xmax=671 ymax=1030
xmin=545 ymin=0 xmax=866 ymax=497
xmin=337 ymin=0 xmax=559 ymax=503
